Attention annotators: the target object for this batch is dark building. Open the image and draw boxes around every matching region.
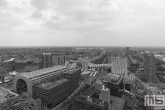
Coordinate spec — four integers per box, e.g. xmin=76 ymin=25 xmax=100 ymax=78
xmin=126 ymin=47 xmax=130 ymax=56
xmin=73 ymin=86 xmax=127 ymax=110
xmin=62 ymin=68 xmax=81 ymax=95
xmin=42 ymin=53 xmax=53 ymax=69
xmin=0 ymin=67 xmax=7 ymax=83
xmin=52 ymin=55 xmax=69 ymax=66
xmin=103 ymin=74 xmax=123 ymax=97
xmin=144 ymin=54 xmax=157 ymax=83
xmin=24 ymin=66 xmax=39 ymax=72
xmin=15 ymin=59 xmax=33 ymax=72
xmin=157 ymin=72 xmax=165 ymax=83
xmin=2 ymin=58 xmax=15 ymax=72
xmin=74 ymin=96 xmax=109 ymax=110
xmin=35 ymin=78 xmax=70 ymax=109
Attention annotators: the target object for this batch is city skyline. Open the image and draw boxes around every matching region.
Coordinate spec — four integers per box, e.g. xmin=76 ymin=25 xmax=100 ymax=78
xmin=0 ymin=0 xmax=165 ymax=46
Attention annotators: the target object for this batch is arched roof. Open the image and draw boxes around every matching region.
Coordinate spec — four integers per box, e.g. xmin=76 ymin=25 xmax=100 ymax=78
xmin=12 ymin=65 xmax=68 ymax=95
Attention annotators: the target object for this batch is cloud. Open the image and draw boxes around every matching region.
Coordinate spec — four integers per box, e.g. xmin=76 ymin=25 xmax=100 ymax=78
xmin=0 ymin=0 xmax=165 ymax=46
xmin=31 ymin=10 xmax=43 ymax=18
xmin=0 ymin=0 xmax=7 ymax=7
xmin=31 ymin=0 xmax=48 ymax=10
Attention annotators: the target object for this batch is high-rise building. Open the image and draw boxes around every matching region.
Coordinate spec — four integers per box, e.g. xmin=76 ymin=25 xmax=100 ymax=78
xmin=103 ymin=74 xmax=123 ymax=97
xmin=52 ymin=56 xmax=59 ymax=66
xmin=62 ymin=68 xmax=81 ymax=95
xmin=144 ymin=54 xmax=157 ymax=83
xmin=2 ymin=58 xmax=15 ymax=72
xmin=126 ymin=47 xmax=130 ymax=55
xmin=42 ymin=53 xmax=52 ymax=68
xmin=52 ymin=55 xmax=69 ymax=66
xmin=35 ymin=78 xmax=70 ymax=109
xmin=82 ymin=60 xmax=90 ymax=71
xmin=111 ymin=56 xmax=128 ymax=77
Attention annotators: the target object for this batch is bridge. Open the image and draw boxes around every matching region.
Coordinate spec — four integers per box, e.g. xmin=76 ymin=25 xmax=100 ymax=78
xmin=88 ymin=63 xmax=111 ymax=73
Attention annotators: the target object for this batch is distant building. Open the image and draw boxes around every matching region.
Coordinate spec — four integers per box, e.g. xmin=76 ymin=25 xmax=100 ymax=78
xmin=0 ymin=67 xmax=7 ymax=83
xmin=82 ymin=60 xmax=90 ymax=71
xmin=73 ymin=85 xmax=127 ymax=110
xmin=2 ymin=58 xmax=15 ymax=72
xmin=25 ymin=66 xmax=39 ymax=72
xmin=42 ymin=53 xmax=53 ymax=68
xmin=111 ymin=56 xmax=128 ymax=77
xmin=144 ymin=54 xmax=157 ymax=83
xmin=52 ymin=55 xmax=70 ymax=66
xmin=103 ymin=74 xmax=123 ymax=97
xmin=15 ymin=59 xmax=32 ymax=72
xmin=126 ymin=47 xmax=130 ymax=56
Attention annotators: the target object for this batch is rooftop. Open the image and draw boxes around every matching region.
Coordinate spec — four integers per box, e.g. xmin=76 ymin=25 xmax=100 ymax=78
xmin=25 ymin=66 xmax=39 ymax=72
xmin=63 ymin=68 xmax=80 ymax=75
xmin=37 ymin=78 xmax=68 ymax=90
xmin=81 ymin=71 xmax=91 ymax=75
xmin=15 ymin=59 xmax=32 ymax=63
xmin=103 ymin=74 xmax=123 ymax=84
xmin=20 ymin=65 xmax=67 ymax=79
xmin=77 ymin=87 xmax=126 ymax=110
xmin=3 ymin=58 xmax=15 ymax=63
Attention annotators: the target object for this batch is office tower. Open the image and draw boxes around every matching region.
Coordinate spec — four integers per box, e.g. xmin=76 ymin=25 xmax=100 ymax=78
xmin=144 ymin=54 xmax=157 ymax=83
xmin=2 ymin=58 xmax=15 ymax=72
xmin=35 ymin=78 xmax=70 ymax=109
xmin=52 ymin=55 xmax=68 ymax=66
xmin=42 ymin=53 xmax=52 ymax=68
xmin=0 ymin=67 xmax=7 ymax=83
xmin=52 ymin=56 xmax=59 ymax=66
xmin=62 ymin=68 xmax=81 ymax=95
xmin=126 ymin=47 xmax=130 ymax=55
xmin=73 ymin=84 xmax=127 ymax=110
xmin=111 ymin=56 xmax=128 ymax=77
xmin=82 ymin=60 xmax=90 ymax=71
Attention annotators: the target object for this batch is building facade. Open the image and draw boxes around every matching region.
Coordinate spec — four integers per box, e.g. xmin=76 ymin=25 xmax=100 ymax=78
xmin=2 ymin=58 xmax=15 ymax=72
xmin=111 ymin=56 xmax=128 ymax=77
xmin=42 ymin=53 xmax=53 ymax=69
xmin=144 ymin=54 xmax=157 ymax=83
xmin=82 ymin=60 xmax=90 ymax=71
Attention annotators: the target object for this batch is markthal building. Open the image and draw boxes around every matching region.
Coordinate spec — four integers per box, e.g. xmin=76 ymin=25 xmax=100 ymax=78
xmin=12 ymin=64 xmax=81 ymax=109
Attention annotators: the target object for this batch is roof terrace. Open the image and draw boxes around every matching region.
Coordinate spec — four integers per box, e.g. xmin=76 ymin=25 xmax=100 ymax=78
xmin=37 ymin=78 xmax=68 ymax=90
xmin=103 ymin=74 xmax=123 ymax=84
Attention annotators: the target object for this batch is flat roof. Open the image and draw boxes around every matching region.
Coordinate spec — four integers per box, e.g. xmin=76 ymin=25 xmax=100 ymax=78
xmin=75 ymin=95 xmax=108 ymax=109
xmin=20 ymin=65 xmax=67 ymax=79
xmin=76 ymin=89 xmax=126 ymax=110
xmin=37 ymin=78 xmax=68 ymax=90
xmin=103 ymin=74 xmax=123 ymax=84
xmin=81 ymin=71 xmax=91 ymax=75
xmin=63 ymin=68 xmax=80 ymax=74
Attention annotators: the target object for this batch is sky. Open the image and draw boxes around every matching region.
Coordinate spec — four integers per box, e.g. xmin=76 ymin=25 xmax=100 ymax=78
xmin=0 ymin=0 xmax=165 ymax=47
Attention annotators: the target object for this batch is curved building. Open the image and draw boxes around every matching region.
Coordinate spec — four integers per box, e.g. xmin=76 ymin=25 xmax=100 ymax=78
xmin=13 ymin=65 xmax=68 ymax=95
